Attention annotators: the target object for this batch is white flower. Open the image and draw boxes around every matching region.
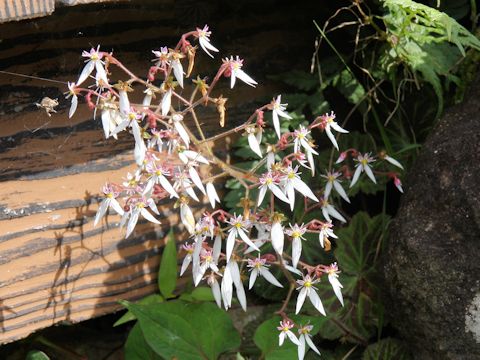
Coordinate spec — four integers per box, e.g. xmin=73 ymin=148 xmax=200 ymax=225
xmin=271 ymin=95 xmax=292 ymax=139
xmin=174 ymin=174 xmax=199 ymax=202
xmin=66 ymin=82 xmax=78 ymax=118
xmin=281 ymin=166 xmax=319 ymax=210
xmin=293 ymin=126 xmax=318 ymax=175
xmin=324 ymin=263 xmax=344 ymax=306
xmin=144 ymin=162 xmax=178 ymax=198
xmin=350 ymin=152 xmax=376 ymax=187
xmin=194 ymin=249 xmax=220 ymax=286
xmin=271 ymin=219 xmax=285 ymax=255
xmin=285 ymin=224 xmax=307 ymax=268
xmin=77 ymin=46 xmax=108 ymax=86
xmin=100 ymin=96 xmax=122 ymax=139
xmin=296 ymin=274 xmax=325 ymax=315
xmin=178 ymin=148 xmax=209 ymax=165
xmin=320 ymin=196 xmax=346 ymax=223
xmin=224 ymin=56 xmax=258 ymax=88
xmin=257 ymin=171 xmax=290 ymax=206
xmin=298 ymin=324 xmax=321 ymax=360
xmin=125 ymin=197 xmax=161 ymax=238
xmin=321 ymin=112 xmax=348 ymax=150
xmin=206 ymin=182 xmax=220 ymax=208
xmin=247 ymin=256 xmax=283 ymax=289
xmin=322 ymin=171 xmax=350 ymax=203
xmin=152 ymin=47 xmax=169 ymax=68
xmin=318 ymin=221 xmax=337 ymax=248
xmin=172 ymin=113 xmax=190 ymax=146
xmin=94 ymin=184 xmax=124 ymax=227
xmin=277 ymin=320 xmax=300 ymax=346
xmin=196 ymin=25 xmax=219 ymax=58
xmin=226 ymin=215 xmax=258 ymax=261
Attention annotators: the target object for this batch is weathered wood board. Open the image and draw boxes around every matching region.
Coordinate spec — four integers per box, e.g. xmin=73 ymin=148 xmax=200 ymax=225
xmin=0 ymin=0 xmax=318 ymax=343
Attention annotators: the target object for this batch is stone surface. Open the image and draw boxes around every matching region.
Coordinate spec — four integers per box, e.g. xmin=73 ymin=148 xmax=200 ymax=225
xmin=385 ymin=79 xmax=480 ymax=359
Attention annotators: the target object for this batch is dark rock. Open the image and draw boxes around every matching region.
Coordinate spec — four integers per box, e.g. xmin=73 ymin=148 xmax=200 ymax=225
xmin=385 ymin=80 xmax=480 ymax=359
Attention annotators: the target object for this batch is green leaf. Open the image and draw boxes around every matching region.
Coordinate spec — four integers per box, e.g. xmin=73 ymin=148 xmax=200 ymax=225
xmin=124 ymin=322 xmax=162 ymax=360
xmin=158 ymin=230 xmax=177 ymax=298
xmin=190 ymin=286 xmax=216 ymax=302
xmin=362 ymin=338 xmax=411 ymax=360
xmin=123 ymin=300 xmax=240 ymax=360
xmin=114 ymin=294 xmax=164 ymax=327
xmin=254 ymin=315 xmax=322 ymax=360
xmin=25 ymin=350 xmax=50 ymax=360
xmin=335 ymin=212 xmax=389 ymax=275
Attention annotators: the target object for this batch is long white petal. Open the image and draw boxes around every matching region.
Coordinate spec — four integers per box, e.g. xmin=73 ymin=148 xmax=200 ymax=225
xmin=159 ymin=175 xmax=179 ymax=198
xmin=206 ymin=182 xmax=220 ymax=208
xmin=175 ymin=122 xmax=190 ymax=147
xmin=276 ymin=108 xmax=292 ymax=120
xmin=180 ymin=204 xmax=195 ymax=234
xmin=77 ymin=61 xmax=94 ymax=86
xmin=292 ymin=237 xmax=302 ymax=268
xmin=279 ymin=332 xmax=286 ymax=347
xmin=249 ymin=269 xmax=258 ymax=289
xmin=172 ymin=60 xmax=184 ymax=88
xmin=211 ymin=280 xmax=222 ymax=308
xmin=119 ymin=91 xmax=130 ymax=115
xmin=270 ymin=184 xmax=290 ymax=204
xmin=184 ymin=184 xmax=199 ymax=202
xmin=260 ymin=268 xmax=283 ymax=288
xmin=95 ymin=62 xmax=109 ymax=85
xmin=141 ymin=208 xmax=161 ymax=224
xmin=331 ymin=122 xmax=348 ymax=133
xmin=350 ymin=166 xmax=363 ymax=188
xmin=286 ymin=183 xmax=295 ymax=211
xmin=69 ymin=95 xmax=78 ymax=119
xmin=296 ymin=287 xmax=307 ymax=314
xmin=364 ymin=165 xmax=377 ymax=184
xmin=325 ymin=127 xmax=339 ymax=150
xmin=325 ymin=181 xmax=333 ymax=199
xmin=308 ymin=288 xmax=326 ymax=315
xmin=221 ymin=266 xmax=233 ymax=309
xmin=94 ymin=199 xmax=109 ymax=227
xmin=271 ymin=222 xmax=284 ymax=255
xmin=226 ymin=231 xmax=236 ymax=261
xmin=248 ymin=133 xmax=262 ymax=158
xmin=230 ymin=71 xmax=236 ymax=89
xmin=385 ymin=155 xmax=404 ymax=170
xmin=257 ymin=185 xmax=267 ymax=206
xmin=322 ymin=207 xmax=331 ymax=222
xmin=236 ymin=69 xmax=257 ymax=87
xmin=180 ymin=256 xmax=191 ymax=276
xmin=286 ymin=331 xmax=300 ymax=346
xmin=238 ymin=229 xmax=260 ymax=252
xmin=327 ymin=205 xmax=346 ymax=223
xmin=101 ymin=110 xmax=111 ymax=138
xmin=293 ymin=178 xmax=319 ymax=202
xmin=188 ymin=167 xmax=206 ymax=195
xmin=333 ymin=181 xmax=350 ymax=203
xmin=161 ymin=88 xmax=172 ymax=116
xmin=109 ymin=198 xmax=125 ymax=216
xmin=305 ymin=335 xmax=321 ymax=355
xmin=329 ymin=274 xmax=344 ymax=306
xmin=272 ymin=111 xmax=281 ymax=139
xmin=298 ymin=335 xmax=306 ymax=360
xmin=213 ymin=234 xmax=222 ymax=262
xmin=126 ymin=211 xmax=139 ymax=238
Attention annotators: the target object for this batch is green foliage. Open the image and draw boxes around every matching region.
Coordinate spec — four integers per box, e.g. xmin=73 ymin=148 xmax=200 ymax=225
xmin=114 ymin=294 xmax=164 ymax=327
xmin=125 ymin=323 xmax=163 ymax=360
xmin=362 ymin=338 xmax=411 ymax=360
xmin=122 ymin=300 xmax=241 ymax=360
xmin=381 ymin=0 xmax=480 ymax=118
xmin=25 ymin=350 xmax=50 ymax=360
xmin=157 ymin=229 xmax=178 ymax=298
